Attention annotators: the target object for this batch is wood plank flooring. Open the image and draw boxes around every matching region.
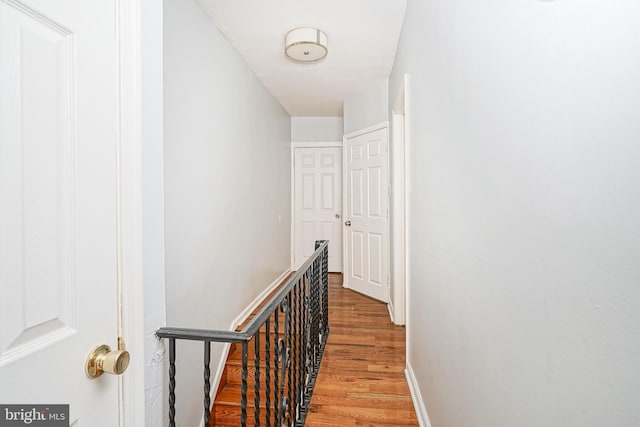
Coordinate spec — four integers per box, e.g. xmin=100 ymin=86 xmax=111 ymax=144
xmin=211 ymin=272 xmax=418 ymax=426
xmin=305 ymin=273 xmax=418 ymax=426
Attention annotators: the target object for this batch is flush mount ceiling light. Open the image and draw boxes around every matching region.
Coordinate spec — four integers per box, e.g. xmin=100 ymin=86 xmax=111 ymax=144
xmin=284 ymin=27 xmax=328 ymax=63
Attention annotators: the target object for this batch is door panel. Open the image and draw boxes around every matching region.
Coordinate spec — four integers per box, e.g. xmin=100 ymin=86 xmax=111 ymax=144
xmin=368 ymin=232 xmax=383 ymax=284
xmin=0 ymin=0 xmax=120 ymax=424
xmin=294 ymin=147 xmax=342 ymax=272
xmin=344 ymin=127 xmax=389 ymax=302
xmin=1 ymin=0 xmax=77 ymax=363
xmin=351 ymin=231 xmax=364 ymax=279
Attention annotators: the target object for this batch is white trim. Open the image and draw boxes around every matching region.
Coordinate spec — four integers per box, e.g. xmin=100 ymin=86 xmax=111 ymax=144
xmin=291 ymin=141 xmax=342 ymax=148
xmin=290 ymin=146 xmax=296 ymax=269
xmin=232 ymin=269 xmax=291 ymax=329
xmin=115 ymin=0 xmax=146 ymax=425
xmin=387 ymin=301 xmax=395 ymax=324
xmin=390 ymin=77 xmax=408 ymax=326
xmin=290 ymin=141 xmax=343 ymax=271
xmin=342 ymin=136 xmax=347 ymax=289
xmin=405 ymin=363 xmax=432 ymax=427
xmin=390 ymin=112 xmax=405 ymax=325
xmin=404 ymin=74 xmax=412 ymax=366
xmin=198 ymin=269 xmax=291 ymax=427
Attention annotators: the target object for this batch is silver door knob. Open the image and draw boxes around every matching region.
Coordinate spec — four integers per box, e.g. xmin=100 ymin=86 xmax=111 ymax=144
xmin=335 ymin=213 xmax=340 ymax=219
xmin=345 ymin=220 xmax=351 ymax=227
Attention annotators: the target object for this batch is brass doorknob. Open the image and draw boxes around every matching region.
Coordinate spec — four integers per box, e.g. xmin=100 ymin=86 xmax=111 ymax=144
xmin=85 ymin=344 xmax=130 ymax=378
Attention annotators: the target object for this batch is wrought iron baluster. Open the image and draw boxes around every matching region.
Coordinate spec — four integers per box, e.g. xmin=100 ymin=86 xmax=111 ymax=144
xmin=241 ymin=341 xmax=249 ymax=427
xmin=296 ymin=277 xmax=304 ymax=421
xmin=315 ymin=250 xmax=323 ymax=344
xmin=292 ymin=280 xmax=299 ymax=422
xmin=279 ymin=296 xmax=291 ymax=426
xmin=274 ymin=309 xmax=281 ymax=426
xmin=316 ymin=264 xmax=321 ymax=360
xmin=303 ymin=272 xmax=312 ymax=397
xmin=320 ymin=243 xmax=329 ymax=341
xmin=254 ymin=331 xmax=261 ymax=427
xmin=265 ymin=318 xmax=271 ymax=427
xmin=298 ymin=270 xmax=309 ymax=422
xmin=204 ymin=341 xmax=211 ymax=425
xmin=286 ymin=290 xmax=294 ymax=425
xmin=311 ymin=259 xmax=320 ymax=370
xmin=169 ymin=338 xmax=176 ymax=427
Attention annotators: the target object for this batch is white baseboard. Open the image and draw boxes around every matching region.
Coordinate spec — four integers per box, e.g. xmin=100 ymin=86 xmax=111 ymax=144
xmin=199 ymin=269 xmax=291 ymax=427
xmin=405 ymin=362 xmax=432 ymax=427
xmin=231 ymin=269 xmax=291 ymax=329
xmin=388 ymin=301 xmax=396 ymax=323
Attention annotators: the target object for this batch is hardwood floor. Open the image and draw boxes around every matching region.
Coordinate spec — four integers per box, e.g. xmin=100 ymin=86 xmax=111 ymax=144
xmin=211 ymin=272 xmax=418 ymax=426
xmin=305 ymin=273 xmax=419 ymax=426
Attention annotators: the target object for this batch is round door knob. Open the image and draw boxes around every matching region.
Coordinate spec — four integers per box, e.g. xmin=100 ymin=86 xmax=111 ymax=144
xmin=345 ymin=220 xmax=352 ymax=227
xmin=85 ymin=344 xmax=130 ymax=378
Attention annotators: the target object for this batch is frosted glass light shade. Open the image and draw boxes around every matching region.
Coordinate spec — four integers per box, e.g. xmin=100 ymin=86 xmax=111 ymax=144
xmin=285 ymin=28 xmax=328 ymax=63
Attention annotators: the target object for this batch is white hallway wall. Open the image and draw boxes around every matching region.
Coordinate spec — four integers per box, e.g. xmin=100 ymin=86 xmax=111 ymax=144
xmin=390 ymin=0 xmax=640 ymax=426
xmin=163 ymin=0 xmax=291 ymax=425
xmin=343 ymin=78 xmax=389 ymax=134
xmin=291 ymin=116 xmax=343 ymax=143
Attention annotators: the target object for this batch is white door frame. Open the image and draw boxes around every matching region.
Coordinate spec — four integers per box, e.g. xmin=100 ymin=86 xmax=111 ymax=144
xmin=390 ymin=75 xmax=409 ymax=326
xmin=398 ymin=74 xmax=412 ymax=364
xmin=342 ymin=122 xmax=390 ymax=303
xmin=116 ymin=0 xmax=146 ymax=424
xmin=290 ymin=141 xmax=343 ymax=271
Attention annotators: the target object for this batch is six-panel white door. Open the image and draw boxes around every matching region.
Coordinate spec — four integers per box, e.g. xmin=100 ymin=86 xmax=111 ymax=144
xmin=294 ymin=147 xmax=342 ymax=272
xmin=0 ymin=0 xmax=121 ymax=425
xmin=343 ymin=127 xmax=389 ymax=302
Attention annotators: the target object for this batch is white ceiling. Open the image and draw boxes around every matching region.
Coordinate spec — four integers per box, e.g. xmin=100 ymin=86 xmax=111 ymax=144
xmin=196 ymin=0 xmax=407 ymax=117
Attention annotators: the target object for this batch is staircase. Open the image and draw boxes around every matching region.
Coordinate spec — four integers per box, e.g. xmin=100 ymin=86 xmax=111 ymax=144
xmin=212 ymin=327 xmax=284 ymax=426
xmin=212 ymin=294 xmax=320 ymax=426
xmin=157 ymin=240 xmax=329 ymax=427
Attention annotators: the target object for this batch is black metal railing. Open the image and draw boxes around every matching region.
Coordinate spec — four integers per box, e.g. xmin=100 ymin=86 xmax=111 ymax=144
xmin=156 ymin=240 xmax=330 ymax=427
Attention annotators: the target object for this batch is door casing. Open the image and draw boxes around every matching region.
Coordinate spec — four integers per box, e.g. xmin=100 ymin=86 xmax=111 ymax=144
xmin=116 ymin=0 xmax=147 ymax=424
xmin=390 ymin=74 xmax=409 ymax=326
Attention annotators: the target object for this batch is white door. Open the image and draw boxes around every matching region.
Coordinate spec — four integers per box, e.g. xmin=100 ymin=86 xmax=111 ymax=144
xmin=1 ymin=0 xmax=121 ymax=425
xmin=294 ymin=147 xmax=342 ymax=271
xmin=343 ymin=126 xmax=389 ymax=302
